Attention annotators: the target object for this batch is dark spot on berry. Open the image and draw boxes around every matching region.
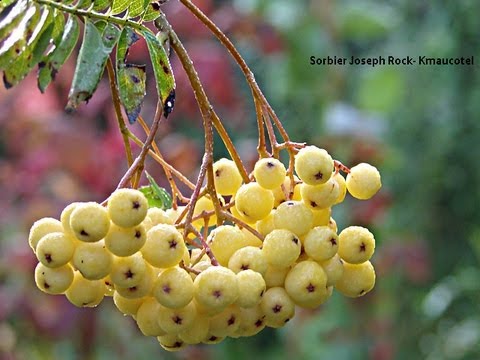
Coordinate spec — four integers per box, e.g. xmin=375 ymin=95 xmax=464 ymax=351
xmin=135 ymin=230 xmax=141 ymax=238
xmin=209 ymin=336 xmax=218 ymax=341
xmin=43 ymin=281 xmax=50 ymax=289
xmin=310 ymin=201 xmax=317 ymax=208
xmin=260 ymin=290 xmax=264 ymax=297
xmin=80 ymin=229 xmax=89 ymax=236
xmin=240 ymin=264 xmax=249 ymax=270
xmin=285 ymin=318 xmax=290 ymax=323
xmin=330 ymin=238 xmax=337 ymax=246
xmin=286 ymin=201 xmax=294 ymax=206
xmin=242 ymin=210 xmax=249 ymax=216
xmin=215 ymin=169 xmax=221 ymax=177
xmin=169 ymin=240 xmax=177 ymax=249
xmin=314 ymin=171 xmax=323 ymax=180
xmin=173 ymin=341 xmax=182 ymax=348
xmin=227 ymin=316 xmax=236 ymax=326
xmin=163 ymin=285 xmax=171 ymax=294
xmin=306 ymin=283 xmax=315 ymax=292
xmin=129 ymin=286 xmax=137 ymax=292
xmin=172 ymin=315 xmax=182 ymax=324
xmin=359 ymin=289 xmax=365 ymax=295
xmin=267 ymin=161 xmax=275 ymax=168
xmin=255 ymin=319 xmax=263 ymax=327
xmin=81 ymin=260 xmax=84 ymax=263
xmin=125 ymin=270 xmax=134 ymax=279
xmin=272 ymin=304 xmax=282 ymax=313
xmin=360 ymin=243 xmax=366 ymax=252
xmin=44 ymin=253 xmax=52 ymax=263
xmin=292 ymin=237 xmax=299 ymax=244
xmin=132 ymin=201 xmax=140 ymax=209
xmin=213 ymin=290 xmax=222 ymax=298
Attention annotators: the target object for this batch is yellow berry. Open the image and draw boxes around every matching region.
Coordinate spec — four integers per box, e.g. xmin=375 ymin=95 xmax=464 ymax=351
xmin=207 ymin=225 xmax=246 ymax=266
xmin=36 ymin=232 xmax=75 ymax=268
xmin=228 ymin=246 xmax=267 ymax=275
xmin=346 ymin=163 xmax=381 ymax=200
xmin=300 ymin=177 xmax=340 ymax=210
xmin=178 ymin=312 xmax=210 ymax=344
xmin=65 ymin=271 xmax=105 ymax=307
xmin=147 ymin=207 xmax=173 ymax=226
xmin=284 ymin=260 xmax=328 ymax=308
xmin=235 ymin=182 xmax=274 ymax=222
xmin=209 ymin=304 xmax=241 ymax=337
xmin=236 ymin=270 xmax=266 ymax=308
xmin=262 ymin=229 xmax=301 ymax=267
xmin=113 ymin=291 xmax=145 ymax=316
xmin=157 ymin=334 xmax=186 ymax=352
xmin=294 ymin=146 xmax=334 ymax=185
xmin=260 ymin=287 xmax=295 ymax=328
xmin=104 ymin=223 xmax=146 ymax=257
xmin=110 ymin=252 xmax=147 ymax=288
xmin=332 ymin=172 xmax=347 ymax=204
xmin=234 ymin=305 xmax=266 ymax=337
xmin=273 ymin=200 xmax=313 ymax=236
xmin=72 ymin=240 xmax=112 ymax=280
xmin=152 ymin=266 xmax=194 ymax=309
xmin=193 ymin=266 xmax=238 ymax=310
xmin=70 ymin=202 xmax=110 ymax=242
xmin=256 ymin=211 xmax=275 ymax=237
xmin=34 ymin=262 xmax=74 ymax=294
xmin=213 ymin=158 xmax=243 ymax=196
xmin=311 ymin=207 xmax=331 ymax=227
xmin=136 ymin=297 xmax=166 ymax=336
xmin=303 ymin=226 xmax=338 ymax=262
xmin=272 ymin=175 xmax=302 ymax=207
xmin=240 ymin=227 xmax=263 ymax=247
xmin=335 ymin=261 xmax=376 ymax=297
xmin=60 ymin=203 xmax=82 ymax=237
xmin=264 ymin=265 xmax=290 ymax=288
xmin=28 ymin=217 xmax=63 ymax=252
xmin=115 ymin=264 xmax=154 ymax=299
xmin=320 ymin=254 xmax=344 ymax=286
xmin=107 ymin=188 xmax=148 ymax=227
xmin=253 ymin=158 xmax=287 ymax=190
xmin=338 ymin=226 xmax=375 ymax=264
xmin=142 ymin=224 xmax=185 ymax=268
xmin=157 ymin=301 xmax=197 ymax=334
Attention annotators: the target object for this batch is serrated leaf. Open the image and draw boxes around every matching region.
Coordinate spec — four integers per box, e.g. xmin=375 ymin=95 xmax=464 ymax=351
xmin=139 ymin=172 xmax=172 ymax=210
xmin=0 ymin=0 xmax=29 ymax=40
xmin=140 ymin=29 xmax=175 ymax=118
xmin=111 ymin=0 xmax=130 ymax=15
xmin=38 ymin=15 xmax=79 ymax=93
xmin=128 ymin=0 xmax=149 ymax=18
xmin=66 ymin=19 xmax=120 ymax=111
xmin=93 ymin=0 xmax=112 ymax=11
xmin=3 ymin=7 xmax=55 ymax=88
xmin=116 ymin=27 xmax=146 ymax=123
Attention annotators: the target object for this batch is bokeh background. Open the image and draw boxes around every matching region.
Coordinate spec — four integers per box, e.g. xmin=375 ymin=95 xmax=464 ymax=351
xmin=1 ymin=0 xmax=480 ymax=359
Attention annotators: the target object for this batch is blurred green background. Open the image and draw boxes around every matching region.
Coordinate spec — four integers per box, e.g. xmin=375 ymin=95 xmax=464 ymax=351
xmin=1 ymin=0 xmax=480 ymax=359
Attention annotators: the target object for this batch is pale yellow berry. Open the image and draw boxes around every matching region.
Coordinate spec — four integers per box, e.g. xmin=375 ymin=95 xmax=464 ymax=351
xmin=253 ymin=158 xmax=287 ymax=190
xmin=36 ymin=232 xmax=75 ymax=268
xmin=207 ymin=225 xmax=246 ymax=266
xmin=142 ymin=224 xmax=185 ymax=268
xmin=193 ymin=195 xmax=220 ymax=228
xmin=72 ymin=240 xmax=112 ymax=280
xmin=335 ymin=261 xmax=376 ymax=297
xmin=311 ymin=207 xmax=331 ymax=227
xmin=104 ymin=223 xmax=146 ymax=257
xmin=193 ymin=266 xmax=238 ymax=310
xmin=202 ymin=334 xmax=225 ymax=344
xmin=260 ymin=287 xmax=295 ymax=328
xmin=256 ymin=211 xmax=275 ymax=237
xmin=234 ymin=305 xmax=266 ymax=337
xmin=320 ymin=254 xmax=344 ymax=286
xmin=113 ymin=291 xmax=145 ymax=316
xmin=70 ymin=202 xmax=110 ymax=242
xmin=34 ymin=262 xmax=74 ymax=294
xmin=333 ymin=172 xmax=347 ymax=204
xmin=303 ymin=226 xmax=338 ymax=262
xmin=236 ymin=270 xmax=266 ymax=308
xmin=107 ymin=188 xmax=148 ymax=227
xmin=157 ymin=334 xmax=186 ymax=352
xmin=157 ymin=301 xmax=197 ymax=334
xmin=338 ymin=226 xmax=375 ymax=264
xmin=272 ymin=175 xmax=302 ymax=207
xmin=230 ymin=205 xmax=254 ymax=225
xmin=65 ymin=271 xmax=105 ymax=307
xmin=284 ymin=260 xmax=328 ymax=308
xmin=228 ymin=246 xmax=267 ymax=275
xmin=329 ymin=217 xmax=338 ymax=233
xmin=294 ymin=146 xmax=334 ymax=185
xmin=262 ymin=229 xmax=301 ymax=267
xmin=190 ymin=261 xmax=212 ymax=281
xmin=300 ymin=177 xmax=340 ymax=210
xmin=136 ymin=297 xmax=166 ymax=336
xmin=152 ymin=267 xmax=194 ymax=309
xmin=115 ymin=264 xmax=154 ymax=299
xmin=240 ymin=227 xmax=263 ymax=247
xmin=102 ymin=275 xmax=115 ymax=296
xmin=29 ymin=217 xmax=63 ymax=252
xmin=110 ymin=252 xmax=147 ymax=288
xmin=60 ymin=203 xmax=82 ymax=237
xmin=209 ymin=304 xmax=241 ymax=337
xmin=178 ymin=313 xmax=210 ymax=344
xmin=213 ymin=158 xmax=243 ymax=196
xmin=235 ymin=182 xmax=274 ymax=222
xmin=264 ymin=265 xmax=290 ymax=288
xmin=165 ymin=206 xmax=186 ymax=224
xmin=147 ymin=207 xmax=173 ymax=226
xmin=273 ymin=200 xmax=313 ymax=236
xmin=346 ymin=163 xmax=381 ymax=200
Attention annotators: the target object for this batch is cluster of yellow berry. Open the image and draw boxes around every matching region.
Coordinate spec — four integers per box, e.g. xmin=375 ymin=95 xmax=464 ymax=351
xmin=28 ymin=145 xmax=381 ymax=351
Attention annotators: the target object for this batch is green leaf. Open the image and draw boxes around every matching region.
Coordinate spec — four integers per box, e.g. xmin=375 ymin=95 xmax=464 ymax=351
xmin=93 ymin=0 xmax=113 ymax=12
xmin=116 ymin=27 xmax=146 ymax=123
xmin=38 ymin=15 xmax=79 ymax=93
xmin=140 ymin=28 xmax=175 ymax=118
xmin=3 ymin=7 xmax=55 ymax=88
xmin=139 ymin=172 xmax=172 ymax=210
xmin=0 ymin=0 xmax=29 ymax=41
xmin=142 ymin=3 xmax=161 ymax=22
xmin=128 ymin=0 xmax=150 ymax=18
xmin=111 ymin=0 xmax=130 ymax=15
xmin=76 ymin=0 xmax=93 ymax=9
xmin=0 ymin=0 xmax=17 ymax=13
xmin=66 ymin=19 xmax=121 ymax=111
